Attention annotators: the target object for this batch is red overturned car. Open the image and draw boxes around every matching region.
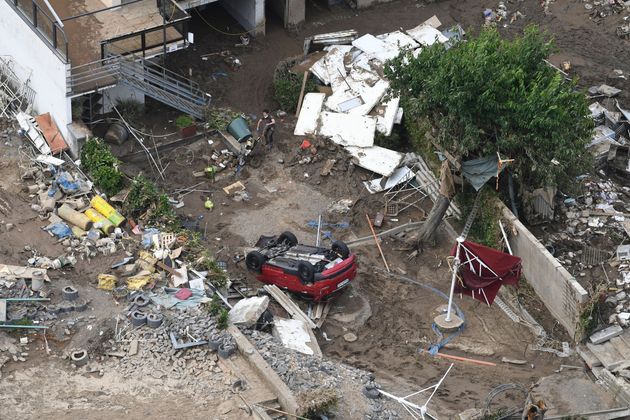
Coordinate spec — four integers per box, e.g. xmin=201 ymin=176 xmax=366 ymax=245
xmin=245 ymin=231 xmax=357 ymax=302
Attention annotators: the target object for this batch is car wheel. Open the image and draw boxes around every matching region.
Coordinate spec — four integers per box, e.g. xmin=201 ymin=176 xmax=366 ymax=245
xmin=297 ymin=261 xmax=315 ymax=284
xmin=246 ymin=251 xmax=266 ymax=273
xmin=332 ymin=240 xmax=350 ymax=259
xmin=278 ymin=231 xmax=298 ymax=246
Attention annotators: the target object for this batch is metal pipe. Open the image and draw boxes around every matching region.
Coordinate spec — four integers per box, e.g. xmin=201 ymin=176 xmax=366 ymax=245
xmin=3 ymin=298 xmax=50 ymax=301
xmin=0 ymin=324 xmax=49 ymax=329
xmin=316 ymin=214 xmax=322 ymax=247
xmin=445 ymin=236 xmax=464 ymax=322
xmin=40 ymin=0 xmax=64 ymax=27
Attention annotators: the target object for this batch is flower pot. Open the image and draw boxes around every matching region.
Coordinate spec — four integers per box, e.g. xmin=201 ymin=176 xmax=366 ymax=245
xmin=180 ymin=124 xmax=197 ymax=138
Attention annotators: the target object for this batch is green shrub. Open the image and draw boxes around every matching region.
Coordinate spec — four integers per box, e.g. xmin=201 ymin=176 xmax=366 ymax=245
xmin=203 ymin=107 xmax=240 ymax=131
xmin=217 ymin=308 xmax=229 ymax=330
xmin=124 ymin=175 xmax=176 ymax=225
xmin=80 ymin=138 xmax=124 ymax=196
xmin=175 ymin=115 xmax=194 ymax=128
xmin=273 ymin=56 xmax=317 ymax=112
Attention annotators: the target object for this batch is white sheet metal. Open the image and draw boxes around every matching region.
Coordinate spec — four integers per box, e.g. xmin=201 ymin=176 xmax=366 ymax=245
xmin=352 ymin=34 xmax=389 ymax=55
xmin=36 ymin=155 xmax=65 ymax=166
xmin=363 ymin=166 xmax=415 ymax=194
xmin=376 ymin=96 xmax=400 ymax=136
xmin=346 ymin=145 xmax=404 ymax=177
xmin=294 ymin=93 xmax=326 ymax=136
xmin=381 ymin=31 xmax=420 ymax=50
xmin=394 ymin=107 xmax=404 ymax=124
xmin=406 ymin=26 xmax=448 ymax=46
xmin=16 ymin=112 xmax=51 ymax=155
xmin=349 ymin=79 xmax=390 ymax=116
xmin=318 ymin=111 xmax=376 ymax=147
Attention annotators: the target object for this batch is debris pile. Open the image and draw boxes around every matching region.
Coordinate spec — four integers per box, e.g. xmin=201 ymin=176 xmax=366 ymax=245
xmin=106 ymin=307 xmax=231 ymax=385
xmin=294 ymin=15 xmax=461 ymax=178
xmin=483 ymin=2 xmax=525 ymax=26
xmin=245 ymin=329 xmax=399 ymax=419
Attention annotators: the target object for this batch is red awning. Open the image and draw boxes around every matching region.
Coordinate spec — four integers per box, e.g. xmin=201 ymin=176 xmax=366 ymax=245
xmin=450 ymin=240 xmax=521 ymax=305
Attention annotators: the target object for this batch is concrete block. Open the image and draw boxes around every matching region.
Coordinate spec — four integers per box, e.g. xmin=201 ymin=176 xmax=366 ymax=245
xmin=228 ymin=296 xmax=269 ymax=327
xmin=272 ymin=318 xmax=314 ymax=355
xmin=590 ymin=325 xmax=623 ymax=344
xmin=576 ymin=344 xmax=602 ymax=368
xmin=587 ymin=341 xmax=626 ymax=371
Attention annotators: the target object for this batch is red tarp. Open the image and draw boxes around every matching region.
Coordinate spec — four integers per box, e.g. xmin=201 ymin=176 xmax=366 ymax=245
xmin=450 ymin=240 xmax=522 ymax=305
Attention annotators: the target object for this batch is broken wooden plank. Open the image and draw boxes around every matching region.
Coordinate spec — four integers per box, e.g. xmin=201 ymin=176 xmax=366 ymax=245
xmin=316 ymin=301 xmax=332 ymax=329
xmin=263 ymin=285 xmax=316 ymax=329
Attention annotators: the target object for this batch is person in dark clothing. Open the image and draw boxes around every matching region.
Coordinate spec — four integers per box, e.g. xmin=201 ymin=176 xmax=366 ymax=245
xmin=256 ymin=109 xmax=275 ymax=150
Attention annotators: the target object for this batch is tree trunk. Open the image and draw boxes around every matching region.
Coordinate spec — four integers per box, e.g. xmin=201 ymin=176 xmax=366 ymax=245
xmin=416 ymin=194 xmax=451 ymax=247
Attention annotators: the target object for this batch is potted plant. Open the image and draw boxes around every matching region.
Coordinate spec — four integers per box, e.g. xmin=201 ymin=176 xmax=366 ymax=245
xmin=176 ymin=115 xmax=196 ymax=138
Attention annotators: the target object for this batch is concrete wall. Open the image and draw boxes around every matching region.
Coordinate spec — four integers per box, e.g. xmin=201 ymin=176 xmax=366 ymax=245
xmin=219 ymin=0 xmax=265 ymax=35
xmin=268 ymin=0 xmax=304 ymax=28
xmin=0 ymin=1 xmax=72 ymax=147
xmin=501 ymin=204 xmax=589 ymax=339
xmin=102 ymin=83 xmax=145 ymax=114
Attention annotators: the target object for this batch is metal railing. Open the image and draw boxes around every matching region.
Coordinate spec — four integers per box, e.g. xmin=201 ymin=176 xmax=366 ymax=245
xmin=67 ymin=52 xmax=210 ymax=119
xmin=4 ymin=0 xmax=69 ymax=63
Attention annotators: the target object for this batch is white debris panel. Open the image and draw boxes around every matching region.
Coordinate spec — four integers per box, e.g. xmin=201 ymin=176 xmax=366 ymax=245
xmin=297 ymin=16 xmax=449 ymax=176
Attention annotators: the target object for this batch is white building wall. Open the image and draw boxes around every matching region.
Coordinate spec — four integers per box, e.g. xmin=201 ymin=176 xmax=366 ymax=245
xmin=219 ymin=0 xmax=265 ymax=36
xmin=0 ymin=1 xmax=72 ymax=147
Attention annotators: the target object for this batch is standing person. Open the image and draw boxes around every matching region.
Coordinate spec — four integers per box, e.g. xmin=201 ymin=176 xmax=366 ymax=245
xmin=256 ymin=110 xmax=275 ymax=150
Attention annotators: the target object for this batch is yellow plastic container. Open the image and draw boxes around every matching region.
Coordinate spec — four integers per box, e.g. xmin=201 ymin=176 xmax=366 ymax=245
xmin=90 ymin=195 xmax=125 ymax=227
xmin=85 ymin=208 xmax=115 ymax=235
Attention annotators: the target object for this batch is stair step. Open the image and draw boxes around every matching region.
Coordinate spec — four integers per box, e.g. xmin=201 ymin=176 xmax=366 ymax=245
xmin=577 ymin=344 xmax=602 ymax=368
xmin=587 ymin=341 xmax=626 ymax=370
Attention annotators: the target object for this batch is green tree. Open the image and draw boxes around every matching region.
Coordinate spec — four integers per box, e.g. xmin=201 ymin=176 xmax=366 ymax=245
xmin=385 ymin=25 xmax=593 ymax=245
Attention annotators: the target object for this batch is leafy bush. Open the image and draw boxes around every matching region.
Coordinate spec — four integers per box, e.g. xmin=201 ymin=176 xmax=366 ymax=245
xmin=386 ymin=25 xmax=594 ymax=190
xmin=273 ymin=56 xmax=317 ymax=112
xmin=80 ymin=138 xmax=124 ymax=196
xmin=217 ymin=308 xmax=229 ymax=330
xmin=175 ymin=115 xmax=194 ymax=128
xmin=203 ymin=107 xmax=240 ymax=131
xmin=124 ymin=175 xmax=176 ymax=225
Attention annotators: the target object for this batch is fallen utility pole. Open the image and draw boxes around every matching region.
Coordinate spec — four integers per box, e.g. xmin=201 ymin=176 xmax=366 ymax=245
xmin=365 ymin=213 xmax=390 ymax=272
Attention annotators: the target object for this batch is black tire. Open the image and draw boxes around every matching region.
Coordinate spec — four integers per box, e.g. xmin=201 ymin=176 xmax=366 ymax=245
xmin=62 ymin=286 xmax=79 ymax=301
xmin=278 ymin=231 xmax=298 ymax=246
xmin=147 ymin=313 xmax=163 ymax=328
xmin=246 ymin=251 xmax=266 ymax=273
xmin=297 ymin=261 xmax=315 ymax=284
xmin=131 ymin=310 xmax=147 ymax=327
xmin=332 ymin=240 xmax=350 ymax=259
xmin=71 ymin=349 xmax=88 ymax=367
xmin=208 ymin=336 xmax=223 ymax=351
xmin=249 ymin=155 xmax=262 ymax=169
xmin=363 ymin=386 xmax=380 ymax=400
xmin=218 ymin=343 xmax=236 ymax=359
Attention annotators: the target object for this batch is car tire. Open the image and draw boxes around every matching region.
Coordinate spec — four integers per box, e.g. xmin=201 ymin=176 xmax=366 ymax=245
xmin=278 ymin=231 xmax=298 ymax=247
xmin=218 ymin=343 xmax=237 ymax=359
xmin=246 ymin=251 xmax=266 ymax=273
xmin=332 ymin=240 xmax=350 ymax=259
xmin=297 ymin=261 xmax=315 ymax=284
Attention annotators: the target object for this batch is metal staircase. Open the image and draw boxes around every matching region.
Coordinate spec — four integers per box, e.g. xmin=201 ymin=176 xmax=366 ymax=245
xmin=67 ymin=53 xmax=210 ymax=119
